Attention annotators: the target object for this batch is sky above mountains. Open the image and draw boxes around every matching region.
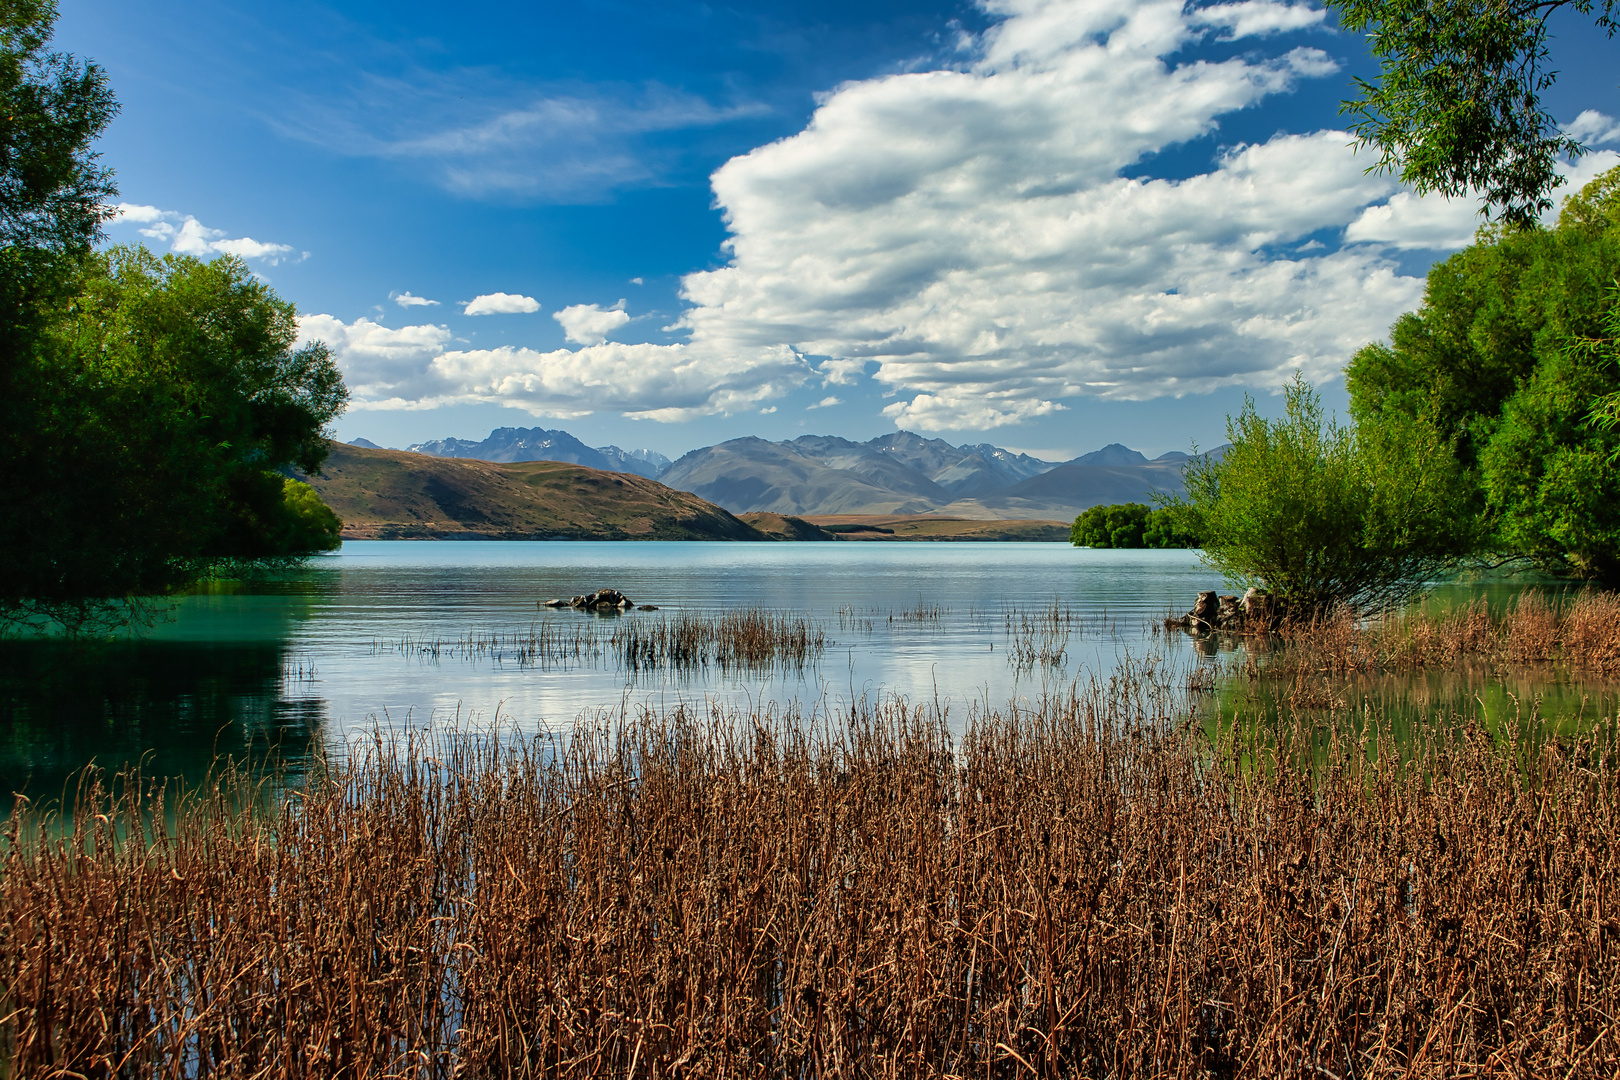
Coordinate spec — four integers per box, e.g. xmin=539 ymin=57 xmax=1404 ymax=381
xmin=63 ymin=0 xmax=1620 ymax=460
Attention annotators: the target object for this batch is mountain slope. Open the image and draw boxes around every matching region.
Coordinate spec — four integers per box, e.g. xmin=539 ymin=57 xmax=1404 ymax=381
xmin=934 ymin=451 xmax=1191 ymax=519
xmin=596 ymin=445 xmax=672 ymax=479
xmin=866 ymin=432 xmax=1053 ymax=497
xmin=659 ymin=436 xmax=951 ymax=515
xmin=304 ymin=443 xmax=763 ymax=540
xmin=407 ymin=427 xmax=612 ymax=470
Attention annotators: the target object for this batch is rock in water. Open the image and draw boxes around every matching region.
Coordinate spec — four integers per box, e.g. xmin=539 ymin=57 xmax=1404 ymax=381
xmin=574 ymin=588 xmax=635 ymax=611
xmin=1185 ymin=590 xmax=1220 ymax=630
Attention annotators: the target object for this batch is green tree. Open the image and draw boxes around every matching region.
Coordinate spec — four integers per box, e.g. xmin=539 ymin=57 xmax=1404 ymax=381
xmin=1071 ymin=503 xmax=1201 ymax=549
xmin=1347 ymin=166 xmax=1620 ymax=581
xmin=1346 ymin=167 xmax=1620 ymax=465
xmin=1 ymin=248 xmax=348 ymax=632
xmin=0 ymin=4 xmax=347 ymax=633
xmin=1071 ymin=503 xmax=1150 ymax=548
xmin=1325 ymin=0 xmax=1616 ymax=223
xmin=1479 ymin=301 xmax=1620 ymax=580
xmin=0 ymin=0 xmax=116 ymax=253
xmin=1178 ymin=376 xmax=1473 ymax=615
xmin=1142 ymin=503 xmax=1201 ymax=549
xmin=1591 ymin=300 xmax=1620 ymax=434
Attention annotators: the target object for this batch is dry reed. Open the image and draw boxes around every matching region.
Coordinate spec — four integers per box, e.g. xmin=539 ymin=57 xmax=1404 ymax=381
xmin=373 ymin=623 xmax=606 ymax=668
xmin=1274 ymin=589 xmax=1620 ymax=675
xmin=4 ymin=658 xmax=1617 ymax=1077
xmin=1004 ymin=602 xmax=1078 ymax=669
xmin=610 ymin=607 xmax=827 ymax=672
xmin=369 ymin=609 xmax=827 ymax=674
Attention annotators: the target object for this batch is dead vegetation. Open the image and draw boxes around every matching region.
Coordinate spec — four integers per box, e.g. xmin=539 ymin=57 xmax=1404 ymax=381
xmin=3 ymin=657 xmax=1617 ymax=1077
xmin=1273 ymin=589 xmax=1620 ymax=675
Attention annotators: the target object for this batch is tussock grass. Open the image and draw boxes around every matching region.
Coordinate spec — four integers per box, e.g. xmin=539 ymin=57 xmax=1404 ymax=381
xmin=1276 ymin=589 xmax=1620 ymax=674
xmin=4 ymin=658 xmax=1618 ymax=1077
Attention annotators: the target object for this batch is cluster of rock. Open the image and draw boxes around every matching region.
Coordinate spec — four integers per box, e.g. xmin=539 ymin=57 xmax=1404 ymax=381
xmin=1175 ymin=588 xmax=1283 ymax=633
xmin=543 ymin=588 xmax=655 ymax=611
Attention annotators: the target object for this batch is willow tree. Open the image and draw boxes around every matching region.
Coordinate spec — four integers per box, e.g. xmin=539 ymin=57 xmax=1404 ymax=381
xmin=1178 ymin=377 xmax=1473 ymax=616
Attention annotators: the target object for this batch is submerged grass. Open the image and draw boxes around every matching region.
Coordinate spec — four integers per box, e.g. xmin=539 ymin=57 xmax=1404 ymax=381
xmin=4 ymin=654 xmax=1618 ymax=1077
xmin=1004 ymin=601 xmax=1079 ymax=670
xmin=611 ymin=607 xmax=827 ymax=673
xmin=370 ymin=608 xmax=828 ymax=674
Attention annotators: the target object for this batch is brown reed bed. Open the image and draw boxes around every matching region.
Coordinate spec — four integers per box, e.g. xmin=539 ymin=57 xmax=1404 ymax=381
xmin=610 ymin=607 xmax=827 ymax=672
xmin=1270 ymin=589 xmax=1620 ymax=676
xmin=5 ymin=660 xmax=1617 ymax=1078
xmin=368 ymin=609 xmax=827 ymax=674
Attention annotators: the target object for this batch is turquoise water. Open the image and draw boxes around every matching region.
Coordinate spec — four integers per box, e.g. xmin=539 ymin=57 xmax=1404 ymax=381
xmin=3 ymin=541 xmax=1612 ymax=801
xmin=0 ymin=542 xmax=1214 ymax=797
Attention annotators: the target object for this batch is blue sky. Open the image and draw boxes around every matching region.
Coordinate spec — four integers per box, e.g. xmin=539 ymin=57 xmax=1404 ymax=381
xmin=62 ymin=0 xmax=1620 ymax=461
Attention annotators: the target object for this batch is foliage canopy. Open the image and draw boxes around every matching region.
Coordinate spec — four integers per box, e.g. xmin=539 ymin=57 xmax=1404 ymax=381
xmin=1347 ymin=166 xmax=1620 ymax=582
xmin=1 ymin=249 xmax=349 ymax=632
xmin=0 ymin=0 xmax=116 ymax=254
xmin=1070 ymin=503 xmax=1199 ymax=549
xmin=1325 ymin=0 xmax=1616 ymax=223
xmin=0 ymin=2 xmax=348 ymax=633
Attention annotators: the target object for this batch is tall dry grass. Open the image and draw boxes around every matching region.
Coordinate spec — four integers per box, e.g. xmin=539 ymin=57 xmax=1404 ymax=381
xmin=2 ymin=665 xmax=1617 ymax=1077
xmin=611 ymin=608 xmax=826 ymax=672
xmin=1277 ymin=589 xmax=1620 ymax=674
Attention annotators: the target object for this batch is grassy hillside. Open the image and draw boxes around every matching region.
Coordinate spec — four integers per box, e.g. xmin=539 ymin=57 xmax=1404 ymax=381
xmin=304 ymin=443 xmax=764 ymax=541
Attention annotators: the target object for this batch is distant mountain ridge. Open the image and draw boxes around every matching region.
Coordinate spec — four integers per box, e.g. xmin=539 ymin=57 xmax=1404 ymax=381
xmin=308 ymin=443 xmax=757 ymax=541
xmin=391 ymin=425 xmax=1206 ymax=519
xmin=404 ymin=427 xmax=671 ymax=479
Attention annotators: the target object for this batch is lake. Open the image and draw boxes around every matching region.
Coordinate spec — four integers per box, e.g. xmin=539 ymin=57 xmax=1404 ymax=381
xmin=1 ymin=540 xmax=1613 ymax=800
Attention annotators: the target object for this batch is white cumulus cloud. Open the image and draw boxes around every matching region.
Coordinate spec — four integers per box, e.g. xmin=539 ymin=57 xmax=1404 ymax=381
xmin=296 ymin=315 xmax=455 ymax=409
xmin=554 ymin=300 xmax=631 ymax=345
xmin=1189 ymin=0 xmax=1326 ymax=39
xmin=670 ymin=0 xmax=1443 ymax=429
xmin=1344 ymin=191 xmax=1481 ymax=251
xmin=1567 ymin=110 xmax=1620 ymax=146
xmin=391 ymin=290 xmax=440 ymax=307
xmin=299 ymin=313 xmax=808 ymax=420
xmin=463 ymin=292 xmax=541 ymax=316
xmin=1345 ymin=151 xmax=1620 ymax=250
xmin=298 ymin=0 xmax=1610 ymax=430
xmin=112 ymin=204 xmax=299 ymax=264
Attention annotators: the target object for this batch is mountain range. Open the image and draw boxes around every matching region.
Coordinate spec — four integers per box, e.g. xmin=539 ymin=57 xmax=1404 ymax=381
xmin=381 ymin=426 xmax=1203 ymax=520
xmin=403 ymin=427 xmax=672 ymax=479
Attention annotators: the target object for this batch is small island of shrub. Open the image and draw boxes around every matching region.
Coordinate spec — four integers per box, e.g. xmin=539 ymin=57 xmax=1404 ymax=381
xmin=1070 ymin=502 xmax=1199 ymax=548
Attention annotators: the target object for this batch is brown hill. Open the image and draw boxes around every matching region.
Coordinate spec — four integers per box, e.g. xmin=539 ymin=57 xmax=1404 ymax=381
xmin=303 ymin=442 xmax=764 ymax=541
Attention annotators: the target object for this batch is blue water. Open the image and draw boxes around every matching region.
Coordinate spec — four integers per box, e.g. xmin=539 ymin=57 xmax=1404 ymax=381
xmin=0 ymin=542 xmax=1216 ymax=796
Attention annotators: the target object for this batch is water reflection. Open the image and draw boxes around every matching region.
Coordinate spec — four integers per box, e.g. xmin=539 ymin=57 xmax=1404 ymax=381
xmin=0 ymin=640 xmax=327 ymax=803
xmin=1196 ymin=632 xmax=1620 ymax=743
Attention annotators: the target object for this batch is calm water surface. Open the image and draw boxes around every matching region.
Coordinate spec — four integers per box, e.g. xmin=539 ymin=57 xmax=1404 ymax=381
xmin=1 ymin=541 xmax=1612 ymax=799
xmin=0 ymin=542 xmax=1211 ymax=796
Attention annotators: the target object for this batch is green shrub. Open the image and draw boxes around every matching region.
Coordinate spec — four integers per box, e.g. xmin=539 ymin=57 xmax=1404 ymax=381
xmin=1177 ymin=376 xmax=1475 ymax=615
xmin=1071 ymin=503 xmax=1200 ymax=549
